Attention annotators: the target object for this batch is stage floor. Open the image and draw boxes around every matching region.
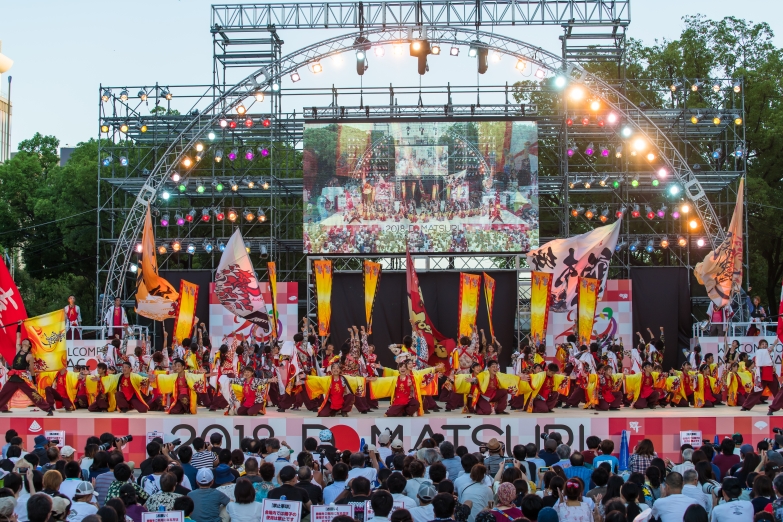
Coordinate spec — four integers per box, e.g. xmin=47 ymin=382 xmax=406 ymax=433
xmin=5 ymin=405 xmax=778 ymax=464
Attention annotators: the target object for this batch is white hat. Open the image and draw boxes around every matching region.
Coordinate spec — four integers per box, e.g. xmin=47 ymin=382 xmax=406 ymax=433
xmin=75 ymin=481 xmax=94 ymax=496
xmin=391 ymin=440 xmax=404 ymax=449
xmin=277 ymin=448 xmax=290 ymax=459
xmin=60 ymin=446 xmax=75 ymax=457
xmin=196 ymin=468 xmax=214 ymax=484
xmin=365 ymin=444 xmax=377 ymax=452
xmin=378 ymin=430 xmax=392 ymax=445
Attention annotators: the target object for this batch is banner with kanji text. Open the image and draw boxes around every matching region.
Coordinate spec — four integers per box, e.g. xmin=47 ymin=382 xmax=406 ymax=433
xmin=458 ymin=273 xmax=481 ymax=338
xmin=530 ymin=271 xmax=553 ymax=345
xmin=483 ymin=273 xmax=496 ymax=339
xmin=363 ymin=261 xmax=381 ymax=334
xmin=314 ymin=260 xmax=333 ymax=336
xmin=577 ymin=277 xmax=601 ymax=346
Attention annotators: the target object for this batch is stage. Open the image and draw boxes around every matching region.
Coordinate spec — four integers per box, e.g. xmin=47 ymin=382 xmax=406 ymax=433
xmin=5 ymin=405 xmax=778 ymax=463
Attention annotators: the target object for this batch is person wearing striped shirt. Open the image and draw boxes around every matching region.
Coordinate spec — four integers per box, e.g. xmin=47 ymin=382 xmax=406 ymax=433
xmin=190 ymin=438 xmax=216 ymax=470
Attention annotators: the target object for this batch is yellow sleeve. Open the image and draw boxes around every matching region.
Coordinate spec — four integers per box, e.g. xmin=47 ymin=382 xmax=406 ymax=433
xmin=624 ymin=373 xmax=642 ymax=402
xmin=525 ymin=372 xmax=546 ymax=403
xmin=693 ymin=374 xmax=705 ymax=407
xmin=65 ymin=372 xmax=80 ymax=404
xmin=232 ymin=382 xmax=243 ymax=402
xmin=585 ymin=374 xmax=599 ymax=408
xmin=413 ymin=367 xmax=436 ymax=377
xmin=186 ymin=372 xmax=205 ymax=386
xmin=496 ymin=372 xmax=521 ymax=393
xmin=102 ymin=374 xmax=120 ymax=394
xmin=368 ymin=376 xmax=397 ymax=400
xmin=304 ymin=375 xmax=331 ymax=399
xmin=344 ymin=376 xmax=365 ymax=396
xmin=383 ymin=368 xmax=400 ymax=377
xmin=454 ymin=374 xmax=474 ymax=394
xmin=156 ymin=373 xmax=178 ymax=395
xmin=476 ymin=371 xmax=490 ymax=393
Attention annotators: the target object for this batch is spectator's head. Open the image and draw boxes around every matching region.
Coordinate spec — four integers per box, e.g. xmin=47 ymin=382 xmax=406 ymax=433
xmin=721 ymin=476 xmax=742 ymax=500
xmin=159 ymin=472 xmax=176 ymax=493
xmin=118 ymin=483 xmax=138 ymax=507
xmin=172 ymin=496 xmax=194 ymax=518
xmin=233 ymin=478 xmax=255 ymax=505
xmin=265 ymin=438 xmax=280 ymax=453
xmin=683 ymin=468 xmax=698 ymax=485
xmin=469 ymin=464 xmax=487 ymax=484
xmin=146 ymin=441 xmax=161 ymax=458
xmin=600 ymin=439 xmax=615 ymax=456
xmin=569 ymin=452 xmax=584 ymax=467
xmin=555 ymin=444 xmax=571 ymax=461
xmin=428 ymin=463 xmax=447 ymax=484
xmin=682 ymin=448 xmax=694 ymax=463
xmin=73 ymin=481 xmax=94 ymax=503
xmin=27 ymin=493 xmax=52 ymax=522
xmin=719 ymin=438 xmax=735 ymax=456
xmin=46 ymin=447 xmax=59 ymax=463
xmin=105 ymin=499 xmax=126 ymax=522
xmin=733 ymin=433 xmax=744 ymax=447
xmin=151 ymin=455 xmax=168 ymax=473
xmin=42 ymin=470 xmax=62 ymax=491
xmin=370 ymin=490 xmax=394 ymax=517
xmin=753 ymin=474 xmax=774 ymax=500
xmin=96 ymin=506 xmax=117 ymax=522
xmin=774 ymin=474 xmax=783 ymax=497
xmin=392 ymin=453 xmax=406 ymax=472
xmin=431 ymin=492 xmax=455 ymax=519
xmin=409 ymin=460 xmax=425 ymax=479
xmin=439 ymin=441 xmax=455 ymax=460
xmin=520 ymin=494 xmax=543 ymax=520
xmin=4 ymin=430 xmax=17 ymax=444
xmin=351 ymin=476 xmax=371 ymax=496
xmin=525 ymin=443 xmax=538 ymax=459
xmin=178 ymin=445 xmax=192 ymax=464
xmin=196 ymin=468 xmax=214 ymax=488
xmin=460 ymin=453 xmax=479 ymax=474
xmin=244 ymin=457 xmax=258 ymax=475
xmin=456 ymin=446 xmax=469 ymax=458
xmin=230 ymin=449 xmax=245 ymax=467
xmin=3 ymin=473 xmax=21 ymax=495
xmin=210 ymin=433 xmax=223 ymax=447
xmin=304 ymin=437 xmax=318 ymax=452
xmin=192 ymin=437 xmax=206 ymax=452
xmin=298 ymin=466 xmax=313 ymax=483
xmin=259 ymin=462 xmax=275 ymax=483
xmin=349 ymin=452 xmax=366 ymax=470
xmin=387 ymin=472 xmax=407 ymax=494
xmin=634 ymin=439 xmax=654 ymax=456
xmin=500 ymin=467 xmax=522 ymax=485
xmin=218 ymin=448 xmax=232 ymax=465
xmin=585 ymin=436 xmax=601 ymax=450
xmin=63 ymin=461 xmax=81 ymax=479
xmin=108 ymin=452 xmax=124 ymax=470
xmin=682 ymin=504 xmax=709 ymax=522
xmin=389 ymin=510 xmax=413 ymax=522
xmin=278 ymin=465 xmax=296 ymax=485
xmin=113 ymin=463 xmax=132 ymax=482
xmin=416 ymin=484 xmax=437 ymax=505
xmin=664 ymin=472 xmax=684 ymax=494
xmin=591 ymin=466 xmax=609 ymax=488
xmin=544 ymin=439 xmax=558 ymax=453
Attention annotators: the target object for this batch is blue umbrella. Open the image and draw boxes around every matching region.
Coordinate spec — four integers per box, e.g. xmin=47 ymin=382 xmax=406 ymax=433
xmin=619 ymin=430 xmax=629 ymax=472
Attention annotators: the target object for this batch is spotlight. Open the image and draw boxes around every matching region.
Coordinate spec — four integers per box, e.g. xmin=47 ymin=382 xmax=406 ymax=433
xmin=713 ymin=115 xmax=722 ymax=125
xmin=230 ymin=120 xmax=237 ymax=129
xmin=712 ymin=81 xmax=721 ymax=93
xmin=612 ymin=180 xmax=620 ymax=189
xmin=393 ymin=44 xmax=404 ymax=56
xmin=599 ymin=208 xmax=609 ymax=223
xmin=660 ymin=237 xmax=670 ymax=249
xmin=290 ymin=71 xmax=301 ymax=82
xmin=135 ymin=243 xmax=143 ymax=253
xmin=631 ymin=204 xmax=641 ymax=218
xmin=262 ymin=118 xmax=271 ymax=127
xmin=615 ymin=145 xmax=623 ymax=158
xmin=260 ymin=245 xmax=269 ymax=259
xmin=468 ymin=46 xmax=478 ymax=58
xmin=214 ymin=150 xmax=223 ymax=163
xmin=616 ymin=206 xmax=626 ymax=218
xmin=120 ymin=156 xmax=129 ymax=167
xmin=257 ymin=209 xmax=266 ymax=222
xmin=101 ymin=89 xmax=111 ymax=102
xmin=138 ymin=90 xmax=147 ymax=101
xmin=631 ymin=177 xmax=639 ymax=187
xmin=246 ymin=179 xmax=255 ymax=189
xmin=600 ymin=145 xmax=610 ymax=157
xmin=196 ymin=182 xmax=205 ymax=194
xmin=228 ymin=149 xmax=238 ymax=161
xmin=590 ymin=100 xmax=601 ymax=111
xmin=734 ymin=147 xmax=744 ymax=158
xmin=670 ymin=80 xmax=683 ymax=92
xmin=271 ymin=82 xmax=280 ymax=92
xmin=374 ymin=47 xmax=385 ymax=57
xmin=219 ymin=118 xmax=228 ymax=128
xmin=208 ymin=132 xmax=216 ymax=140
xmin=186 ymin=208 xmax=196 ymax=222
xmin=175 ymin=213 xmax=185 ymax=226
xmin=101 ymin=156 xmax=112 ymax=167
xmin=678 ymin=236 xmax=687 ymax=247
xmin=669 ymin=184 xmax=681 ymax=196
xmin=657 ymin=168 xmax=668 ymax=178
xmin=119 ymin=89 xmax=129 ymax=101
xmin=450 ymin=45 xmax=459 ymax=56
xmin=696 ymin=238 xmax=706 ymax=247
xmin=672 ymin=210 xmax=680 ymax=219
xmin=566 ymin=118 xmax=573 ymax=126
xmin=632 ymin=138 xmax=647 ymax=151
xmin=646 ymin=240 xmax=655 ymax=253
xmin=629 ymin=240 xmax=640 ymax=252
xmin=409 ymin=39 xmax=432 ymax=75
xmin=162 ymin=88 xmax=172 ymax=100
xmin=229 ymin=179 xmax=239 ymax=191
xmin=570 ymin=207 xmax=581 ymax=217
xmin=244 ymin=209 xmax=255 ymax=221
xmin=100 ymin=124 xmax=109 ymax=133
xmin=689 ymin=219 xmax=698 ymax=230
xmin=215 ymin=209 xmax=225 ymax=221
xmin=581 ymin=116 xmax=590 ymax=126
xmin=621 ymin=127 xmax=633 ymax=138
xmin=215 ymin=182 xmax=223 ymax=192
xmin=566 ymin=143 xmax=575 ymax=157
xmin=228 ymin=209 xmax=238 ymax=222
xmin=607 ymin=112 xmax=618 ymax=124
xmin=255 ymin=91 xmax=265 ymax=102
xmin=245 ymin=148 xmax=254 ymax=160
xmin=585 ymin=143 xmax=594 ymax=156
xmin=356 ymin=49 xmax=368 ymax=76
xmin=182 ymin=156 xmax=193 ymax=168
xmin=615 ymin=241 xmax=626 ymax=252
xmin=490 ymin=51 xmax=502 ymax=63
xmin=535 ymin=69 xmax=546 ymax=79
xmin=584 ymin=207 xmax=595 ymax=220
xmin=140 ymin=124 xmax=148 ymax=133
xmin=161 ymin=190 xmax=170 ymax=201
xmin=431 ymin=44 xmax=441 ymax=55
xmin=218 ymin=241 xmax=226 ymax=252
xmin=656 ymin=206 xmax=666 ymax=218
xmin=569 ymin=87 xmax=585 ymax=101
xmin=599 ymin=176 xmax=608 ymax=187
xmin=646 ymin=205 xmax=655 ymax=220
xmin=691 ymin=81 xmax=703 ymax=92
xmin=186 ymin=243 xmax=196 ymax=255
xmin=262 ymin=178 xmax=270 ymax=190
xmin=201 ymin=208 xmax=211 ymax=222
xmin=515 ymin=59 xmax=526 ymax=72
xmin=120 ymin=122 xmax=129 ymax=133
xmin=690 ymin=114 xmax=700 ymax=124
xmin=259 ymin=148 xmax=270 ymax=157
xmin=204 ymin=241 xmax=213 ymax=254
xmin=554 ymin=76 xmax=567 ymax=89
xmin=733 ymin=81 xmax=741 ymax=93
xmin=158 ymin=244 xmax=168 ymax=254
xmin=584 ymin=179 xmax=592 ymax=189
xmin=680 ymin=203 xmax=690 ymax=213
xmin=236 ymin=105 xmax=246 ymax=115
xmin=160 ymin=214 xmax=170 ymax=227
xmin=734 ymin=117 xmax=743 ymax=125
xmin=646 ymin=152 xmax=655 ymax=161
xmin=312 ymin=62 xmax=323 ymax=74
xmin=245 ymin=118 xmax=253 ymax=128
xmin=597 ymin=116 xmax=605 ymax=127
xmin=177 ymin=181 xmax=187 ymax=193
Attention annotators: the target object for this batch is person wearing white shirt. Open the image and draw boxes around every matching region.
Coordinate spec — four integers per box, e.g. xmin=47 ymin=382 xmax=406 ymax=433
xmin=672 ymin=449 xmax=696 ymax=475
xmin=682 ymin=469 xmax=712 ymax=514
xmin=346 ymin=450 xmax=379 ymax=484
xmin=457 ymin=466 xmax=494 ymax=522
xmin=407 ymin=484 xmax=437 ymax=522
xmin=650 ymin=472 xmax=698 ymax=522
xmin=710 ymin=477 xmax=754 ymax=522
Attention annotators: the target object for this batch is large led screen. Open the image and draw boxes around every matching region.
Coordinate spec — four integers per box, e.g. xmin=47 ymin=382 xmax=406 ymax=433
xmin=303 ymin=120 xmax=538 ymax=254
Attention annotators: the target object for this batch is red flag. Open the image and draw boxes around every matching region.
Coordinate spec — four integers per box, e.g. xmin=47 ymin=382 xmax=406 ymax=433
xmin=777 ymin=279 xmax=783 ymax=345
xmin=0 ymin=257 xmax=27 ymax=361
xmin=406 ymin=249 xmax=451 ymax=363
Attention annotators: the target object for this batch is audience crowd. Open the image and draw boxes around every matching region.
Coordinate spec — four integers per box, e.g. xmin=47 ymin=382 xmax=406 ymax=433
xmin=0 ymin=428 xmax=778 ymax=522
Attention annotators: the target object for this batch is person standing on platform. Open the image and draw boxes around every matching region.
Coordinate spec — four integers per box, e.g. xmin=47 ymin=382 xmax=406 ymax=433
xmin=742 ymin=340 xmax=779 ymax=412
xmin=64 ymin=296 xmax=82 ymax=340
xmin=302 ymin=361 xmax=362 ymax=417
xmin=104 ymin=298 xmax=129 ymax=339
xmin=0 ymin=328 xmax=52 ymax=414
xmin=103 ymin=361 xmax=149 ymax=413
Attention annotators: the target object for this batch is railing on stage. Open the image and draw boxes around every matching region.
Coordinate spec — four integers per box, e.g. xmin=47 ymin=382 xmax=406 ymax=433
xmin=66 ymin=325 xmax=150 ymax=340
xmin=691 ymin=321 xmax=777 ymax=339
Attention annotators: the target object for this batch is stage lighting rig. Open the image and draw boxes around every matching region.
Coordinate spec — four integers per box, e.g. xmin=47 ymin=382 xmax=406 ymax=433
xmin=469 ymin=41 xmax=488 ymax=74
xmin=354 ymin=36 xmax=371 ymax=76
xmin=409 ymin=38 xmax=432 ymax=75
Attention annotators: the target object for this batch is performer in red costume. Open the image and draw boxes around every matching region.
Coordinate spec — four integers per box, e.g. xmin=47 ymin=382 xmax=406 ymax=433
xmin=595 ymin=364 xmax=622 ymax=411
xmin=229 ymin=366 xmax=276 ymax=416
xmin=43 ymin=367 xmax=75 ymax=413
xmin=632 ymin=362 xmax=660 ymax=409
xmin=104 ymin=298 xmax=129 ymax=339
xmin=0 ymin=329 xmax=52 ymax=414
xmin=671 ymin=361 xmax=695 ymax=407
xmin=88 ymin=363 xmax=110 ymax=412
xmin=64 ymin=295 xmax=82 ymax=340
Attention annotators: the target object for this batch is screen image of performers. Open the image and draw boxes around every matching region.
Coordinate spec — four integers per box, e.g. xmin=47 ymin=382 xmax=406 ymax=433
xmin=101 ymin=361 xmax=149 ymax=413
xmin=303 ymin=361 xmax=364 ymax=417
xmin=153 ymin=358 xmax=207 ymax=414
xmin=64 ymin=295 xmax=82 ymax=340
xmin=0 ymin=328 xmax=52 ymax=414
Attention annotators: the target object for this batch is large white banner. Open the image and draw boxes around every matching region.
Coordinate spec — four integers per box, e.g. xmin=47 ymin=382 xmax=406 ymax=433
xmin=527 ymin=220 xmax=622 ymax=313
xmin=67 ymin=340 xmax=137 ymax=370
xmin=214 ymin=230 xmax=270 ymax=329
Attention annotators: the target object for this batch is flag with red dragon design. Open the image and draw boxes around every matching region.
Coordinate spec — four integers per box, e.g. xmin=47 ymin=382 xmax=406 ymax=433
xmin=214 ymin=230 xmax=271 ymax=331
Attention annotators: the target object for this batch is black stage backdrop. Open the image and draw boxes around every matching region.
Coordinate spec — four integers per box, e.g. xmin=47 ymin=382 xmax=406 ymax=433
xmin=154 ymin=270 xmax=213 ymax=345
xmin=330 ymin=271 xmax=518 ymax=369
xmin=630 ymin=267 xmax=691 ymax=371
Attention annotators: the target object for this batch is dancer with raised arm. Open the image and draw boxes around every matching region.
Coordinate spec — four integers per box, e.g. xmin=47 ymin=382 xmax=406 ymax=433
xmin=0 ymin=327 xmax=52 ymax=414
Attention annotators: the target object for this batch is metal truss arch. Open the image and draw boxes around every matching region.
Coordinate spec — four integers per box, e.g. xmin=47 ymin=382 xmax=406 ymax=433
xmin=101 ymin=26 xmax=722 ymax=323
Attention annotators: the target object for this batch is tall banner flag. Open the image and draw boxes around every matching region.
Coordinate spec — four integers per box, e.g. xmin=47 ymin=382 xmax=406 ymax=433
xmin=577 ymin=277 xmax=601 ymax=346
xmin=526 ymin=219 xmax=622 ymax=313
xmin=694 ymin=178 xmax=744 ymax=309
xmin=173 ymin=280 xmax=199 ymax=343
xmin=268 ymin=262 xmax=279 ymax=339
xmin=778 ymin=278 xmax=783 ymax=344
xmin=215 ymin=229 xmax=270 ymax=330
xmin=363 ymin=261 xmax=381 ymax=334
xmin=136 ymin=204 xmax=179 ymax=321
xmin=24 ymin=310 xmax=67 ymax=372
xmin=530 ymin=271 xmax=553 ymax=344
xmin=483 ymin=273 xmax=496 ymax=339
xmin=0 ymin=257 xmax=27 ymax=361
xmin=313 ymin=260 xmax=333 ymax=336
xmin=458 ymin=273 xmax=481 ymax=337
xmin=406 ymin=250 xmax=449 ymax=351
